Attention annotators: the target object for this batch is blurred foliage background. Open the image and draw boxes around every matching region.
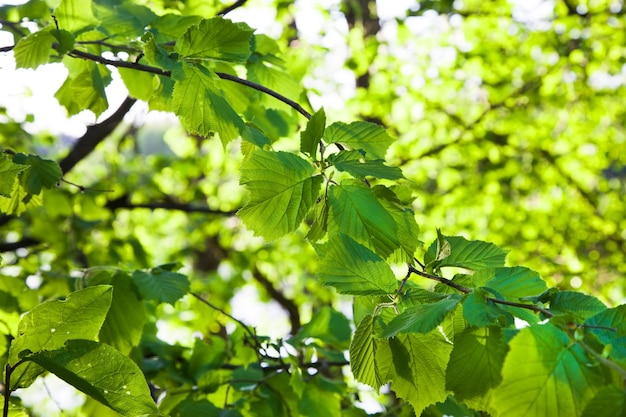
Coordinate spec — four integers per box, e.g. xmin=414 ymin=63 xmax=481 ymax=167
xmin=0 ymin=0 xmax=625 ymax=402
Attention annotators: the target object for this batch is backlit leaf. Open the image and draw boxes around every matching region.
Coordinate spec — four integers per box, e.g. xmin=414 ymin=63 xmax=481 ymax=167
xmin=325 ymin=121 xmax=394 ymax=159
xmin=172 ymin=64 xmax=245 ymax=143
xmin=13 ymin=153 xmax=62 ymax=195
xmin=239 ymin=150 xmax=323 ymax=240
xmin=13 ymin=29 xmax=55 ymax=69
xmin=350 ymin=315 xmax=387 ymax=390
xmin=328 ymin=150 xmax=404 ymax=180
xmin=328 ymin=182 xmax=400 ymax=258
xmin=0 ymin=154 xmax=27 ymax=197
xmin=316 ymin=234 xmax=397 ymax=295
xmin=425 ymin=235 xmax=507 ymax=270
xmin=381 ymin=295 xmax=461 ymax=338
xmin=175 ymin=17 xmax=253 ymax=63
xmin=491 ymin=324 xmax=605 ymax=417
xmin=300 ymin=107 xmax=325 ymax=158
xmin=54 ymin=0 xmax=99 ymax=33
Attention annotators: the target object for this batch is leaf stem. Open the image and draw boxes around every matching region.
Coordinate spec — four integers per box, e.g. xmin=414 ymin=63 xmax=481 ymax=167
xmin=485 ymin=297 xmax=554 ymax=318
xmin=578 ymin=339 xmax=626 ymax=383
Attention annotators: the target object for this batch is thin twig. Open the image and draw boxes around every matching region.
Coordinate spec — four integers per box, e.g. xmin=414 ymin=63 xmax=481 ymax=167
xmin=486 ymin=297 xmax=554 ymax=317
xmin=217 ymin=0 xmax=248 ymax=16
xmin=191 ymin=292 xmax=261 ymax=355
xmin=408 ymin=265 xmax=471 ymax=294
xmin=251 ymin=266 xmax=302 ymax=335
xmin=578 ymin=340 xmax=626 ymax=382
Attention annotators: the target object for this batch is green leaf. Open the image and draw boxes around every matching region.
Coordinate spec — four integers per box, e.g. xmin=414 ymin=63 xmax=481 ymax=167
xmin=382 ymin=332 xmax=452 ymax=416
xmin=425 ymin=235 xmax=507 ymax=270
xmin=327 ymin=150 xmax=404 ymax=180
xmin=175 ymin=17 xmax=253 ymax=63
xmin=490 ymin=324 xmax=605 ymax=417
xmin=549 ymin=291 xmax=607 ymax=322
xmin=328 ymin=182 xmax=400 ymax=258
xmin=172 ymin=64 xmax=245 ymax=143
xmin=85 ymin=270 xmax=147 ymax=355
xmin=132 ymin=265 xmax=190 ymax=305
xmin=324 ymin=121 xmax=394 ymax=159
xmin=55 ymin=57 xmax=110 ymax=116
xmin=290 ymin=307 xmax=351 ymax=348
xmin=446 ymin=326 xmax=507 ymax=401
xmin=581 ymin=385 xmax=626 ymax=417
xmin=51 ymin=29 xmax=75 ymax=54
xmin=8 ymin=286 xmax=113 ymax=389
xmin=306 ymin=197 xmax=329 ymax=242
xmin=239 ymin=150 xmax=323 ymax=240
xmin=232 ymin=365 xmax=264 ymax=391
xmin=463 ymin=288 xmax=511 ymax=327
xmin=473 ymin=266 xmax=548 ymax=299
xmin=300 ymin=107 xmax=326 ymax=157
xmin=585 ymin=305 xmax=626 ymax=366
xmin=298 ymin=377 xmax=341 ymax=417
xmin=0 ymin=154 xmax=27 ymax=197
xmin=247 ymin=59 xmax=303 ymax=111
xmin=381 ymin=295 xmax=461 ymax=338
xmin=315 ymin=234 xmax=397 ymax=295
xmin=13 ymin=153 xmax=62 ymax=195
xmin=372 ymin=185 xmax=420 ymax=261
xmin=350 ymin=315 xmax=387 ymax=390
xmin=26 ymin=340 xmax=160 ymax=417
xmin=54 ymin=0 xmax=99 ymax=34
xmin=13 ymin=29 xmax=55 ymax=69
xmin=170 ymin=398 xmax=221 ymax=417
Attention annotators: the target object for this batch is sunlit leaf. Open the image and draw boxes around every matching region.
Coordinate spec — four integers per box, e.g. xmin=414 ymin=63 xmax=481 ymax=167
xmin=328 ymin=150 xmax=404 ymax=180
xmin=175 ymin=17 xmax=253 ymax=63
xmin=425 ymin=235 xmax=507 ymax=270
xmin=172 ymin=64 xmax=245 ymax=143
xmin=0 ymin=154 xmax=27 ymax=197
xmin=490 ymin=324 xmax=605 ymax=417
xmin=239 ymin=149 xmax=323 ymax=240
xmin=325 ymin=121 xmax=394 ymax=159
xmin=300 ymin=107 xmax=325 ymax=158
xmin=328 ymin=182 xmax=400 ymax=258
xmin=54 ymin=0 xmax=99 ymax=33
xmin=13 ymin=29 xmax=55 ymax=69
xmin=315 ymin=234 xmax=397 ymax=295
xmin=13 ymin=153 xmax=62 ymax=195
xmin=381 ymin=295 xmax=461 ymax=338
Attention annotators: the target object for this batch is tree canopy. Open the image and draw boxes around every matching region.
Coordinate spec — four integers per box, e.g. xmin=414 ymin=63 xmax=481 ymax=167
xmin=1 ymin=0 xmax=625 ymax=416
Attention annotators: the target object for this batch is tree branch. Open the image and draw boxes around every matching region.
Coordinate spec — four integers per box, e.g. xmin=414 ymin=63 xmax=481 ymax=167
xmin=65 ymin=47 xmax=312 ymax=119
xmin=105 ymin=195 xmax=237 ymax=216
xmin=217 ymin=0 xmax=248 ymax=16
xmin=59 ymin=96 xmax=137 ymax=174
xmin=0 ymin=237 xmax=40 ymax=253
xmin=251 ymin=266 xmax=301 ymax=335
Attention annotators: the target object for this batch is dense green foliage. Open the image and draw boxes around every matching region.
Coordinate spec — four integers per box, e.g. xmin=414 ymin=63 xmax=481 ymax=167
xmin=1 ymin=0 xmax=625 ymax=416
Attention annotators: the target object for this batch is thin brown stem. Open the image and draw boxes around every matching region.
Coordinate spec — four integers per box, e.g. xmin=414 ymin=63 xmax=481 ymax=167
xmin=408 ymin=265 xmax=471 ymax=294
xmin=486 ymin=297 xmax=554 ymax=318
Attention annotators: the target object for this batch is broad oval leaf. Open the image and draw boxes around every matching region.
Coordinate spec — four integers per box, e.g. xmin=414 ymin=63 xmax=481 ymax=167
xmin=425 ymin=235 xmax=508 ymax=271
xmin=175 ymin=17 xmax=254 ymax=62
xmin=490 ymin=324 xmax=605 ymax=417
xmin=328 ymin=182 xmax=400 ymax=258
xmin=27 ymin=340 xmax=160 ymax=417
xmin=381 ymin=295 xmax=462 ymax=338
xmin=239 ymin=150 xmax=323 ymax=240
xmin=315 ymin=234 xmax=397 ymax=295
xmin=324 ymin=121 xmax=394 ymax=159
xmin=8 ymin=285 xmax=113 ymax=389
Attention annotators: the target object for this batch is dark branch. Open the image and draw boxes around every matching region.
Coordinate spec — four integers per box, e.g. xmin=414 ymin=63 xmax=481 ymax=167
xmin=485 ymin=297 xmax=554 ymax=318
xmin=217 ymin=0 xmax=248 ymax=16
xmin=252 ymin=266 xmax=301 ymax=335
xmin=0 ymin=237 xmax=40 ymax=253
xmin=59 ymin=96 xmax=137 ymax=174
xmin=105 ymin=195 xmax=237 ymax=216
xmin=68 ymin=49 xmax=169 ymax=76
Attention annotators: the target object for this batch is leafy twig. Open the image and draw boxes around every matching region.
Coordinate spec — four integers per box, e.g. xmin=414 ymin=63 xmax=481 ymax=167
xmin=578 ymin=339 xmax=626 ymax=382
xmin=485 ymin=297 xmax=554 ymax=318
xmin=106 ymin=195 xmax=237 ymax=215
xmin=217 ymin=0 xmax=249 ymax=16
